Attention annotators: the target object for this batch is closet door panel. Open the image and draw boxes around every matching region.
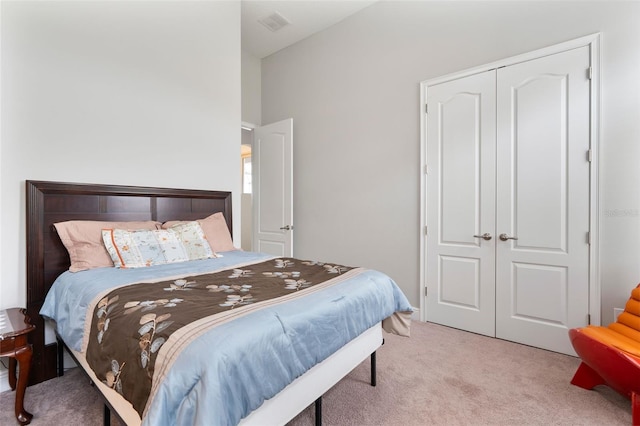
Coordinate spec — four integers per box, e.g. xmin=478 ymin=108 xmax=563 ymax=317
xmin=440 ymin=94 xmax=482 ymax=245
xmin=512 ymin=75 xmax=568 ymax=251
xmin=495 ymin=46 xmax=591 ymax=355
xmin=426 ymin=70 xmax=496 ymax=337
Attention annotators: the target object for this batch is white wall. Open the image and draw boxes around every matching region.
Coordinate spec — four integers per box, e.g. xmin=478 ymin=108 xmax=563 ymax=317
xmin=261 ymin=1 xmax=640 ymax=324
xmin=242 ymin=50 xmax=262 ymax=126
xmin=0 ymin=1 xmax=241 ymax=309
xmin=240 ymin=50 xmax=260 ymax=252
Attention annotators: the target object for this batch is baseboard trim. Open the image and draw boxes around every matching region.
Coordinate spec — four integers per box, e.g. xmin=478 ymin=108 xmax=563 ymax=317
xmin=411 ymin=306 xmax=420 ymax=321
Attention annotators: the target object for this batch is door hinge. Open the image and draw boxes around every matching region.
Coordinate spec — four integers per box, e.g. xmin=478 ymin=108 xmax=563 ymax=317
xmin=587 ymin=314 xmax=591 ymax=325
xmin=424 ymin=164 xmax=429 ymax=175
xmin=424 ymin=226 xmax=428 ymax=235
xmin=425 ymin=287 xmax=428 ymax=297
xmin=587 ymin=231 xmax=591 ymax=245
xmin=425 ymin=103 xmax=428 ymax=114
xmin=587 ymin=67 xmax=593 ymax=80
xmin=587 ymin=149 xmax=593 ymax=162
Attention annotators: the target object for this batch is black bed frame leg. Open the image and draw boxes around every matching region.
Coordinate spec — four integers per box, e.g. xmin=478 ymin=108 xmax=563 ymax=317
xmin=315 ymin=396 xmax=322 ymax=426
xmin=56 ymin=335 xmax=64 ymax=377
xmin=370 ymin=351 xmax=377 ymax=387
xmin=104 ymin=404 xmax=110 ymax=426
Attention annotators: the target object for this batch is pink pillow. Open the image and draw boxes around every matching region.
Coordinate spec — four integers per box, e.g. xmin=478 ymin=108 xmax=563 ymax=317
xmin=162 ymin=212 xmax=235 ymax=253
xmin=54 ymin=220 xmax=161 ymax=272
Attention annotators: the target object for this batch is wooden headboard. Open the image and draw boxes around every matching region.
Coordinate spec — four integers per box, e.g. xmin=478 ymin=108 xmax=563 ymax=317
xmin=25 ymin=180 xmax=232 ymax=384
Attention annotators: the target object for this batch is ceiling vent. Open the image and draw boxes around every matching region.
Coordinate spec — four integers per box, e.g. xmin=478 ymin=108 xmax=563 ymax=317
xmin=258 ymin=11 xmax=291 ymax=32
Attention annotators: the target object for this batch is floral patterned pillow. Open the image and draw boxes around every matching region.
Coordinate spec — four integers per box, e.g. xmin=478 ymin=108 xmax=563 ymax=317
xmin=102 ymin=222 xmax=216 ymax=268
xmin=102 ymin=228 xmax=189 ymax=268
xmin=162 ymin=212 xmax=235 ymax=252
xmin=166 ymin=221 xmax=216 ymax=261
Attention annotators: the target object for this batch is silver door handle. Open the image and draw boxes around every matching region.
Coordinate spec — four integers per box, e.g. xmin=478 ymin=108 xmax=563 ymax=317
xmin=473 ymin=233 xmax=492 ymax=241
xmin=499 ymin=233 xmax=518 ymax=241
xmin=279 ymin=225 xmax=294 ymax=231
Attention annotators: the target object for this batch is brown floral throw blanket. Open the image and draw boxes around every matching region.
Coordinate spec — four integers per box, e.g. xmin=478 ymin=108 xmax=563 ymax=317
xmin=85 ymin=257 xmax=356 ymax=416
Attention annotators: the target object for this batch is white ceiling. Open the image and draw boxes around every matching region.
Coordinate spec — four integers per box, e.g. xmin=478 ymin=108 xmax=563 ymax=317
xmin=241 ymin=1 xmax=377 ymax=59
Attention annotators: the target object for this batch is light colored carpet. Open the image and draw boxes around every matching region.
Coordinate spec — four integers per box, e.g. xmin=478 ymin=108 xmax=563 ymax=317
xmin=0 ymin=321 xmax=631 ymax=425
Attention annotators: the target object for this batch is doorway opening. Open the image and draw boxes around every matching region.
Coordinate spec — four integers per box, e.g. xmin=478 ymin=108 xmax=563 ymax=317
xmin=240 ymin=119 xmax=294 ymax=256
xmin=241 ymin=126 xmax=253 ymax=251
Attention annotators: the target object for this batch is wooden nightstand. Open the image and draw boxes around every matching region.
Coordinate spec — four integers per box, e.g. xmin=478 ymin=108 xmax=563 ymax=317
xmin=0 ymin=308 xmax=35 ymax=425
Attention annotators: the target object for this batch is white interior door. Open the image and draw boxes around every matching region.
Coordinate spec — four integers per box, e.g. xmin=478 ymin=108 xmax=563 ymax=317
xmin=425 ymin=70 xmax=496 ymax=337
xmin=495 ymin=47 xmax=591 ymax=355
xmin=252 ymin=118 xmax=293 ymax=257
xmin=425 ymin=46 xmax=591 ymax=355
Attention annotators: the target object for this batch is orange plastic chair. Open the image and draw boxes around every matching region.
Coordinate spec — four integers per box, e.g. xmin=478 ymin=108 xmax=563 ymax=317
xmin=569 ymin=284 xmax=640 ymax=425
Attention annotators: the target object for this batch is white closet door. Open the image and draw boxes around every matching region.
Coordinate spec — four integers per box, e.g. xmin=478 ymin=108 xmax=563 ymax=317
xmin=426 ymin=70 xmax=496 ymax=337
xmin=495 ymin=46 xmax=591 ymax=355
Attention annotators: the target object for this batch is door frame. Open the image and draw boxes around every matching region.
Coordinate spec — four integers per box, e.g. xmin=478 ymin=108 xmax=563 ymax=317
xmin=241 ymin=121 xmax=256 ymax=252
xmin=419 ymin=33 xmax=601 ymax=325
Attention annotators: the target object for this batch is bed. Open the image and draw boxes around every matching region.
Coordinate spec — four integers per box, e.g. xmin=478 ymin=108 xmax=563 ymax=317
xmin=26 ymin=180 xmax=412 ymax=425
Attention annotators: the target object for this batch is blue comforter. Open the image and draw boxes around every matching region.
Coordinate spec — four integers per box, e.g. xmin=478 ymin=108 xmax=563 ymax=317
xmin=41 ymin=251 xmax=412 ymax=425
